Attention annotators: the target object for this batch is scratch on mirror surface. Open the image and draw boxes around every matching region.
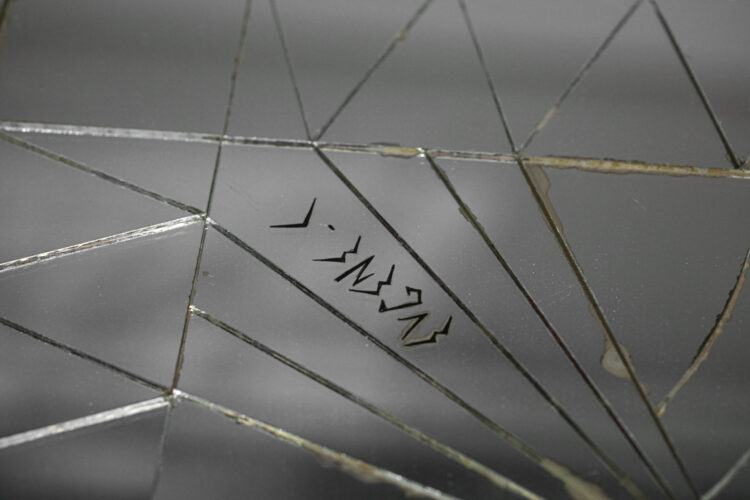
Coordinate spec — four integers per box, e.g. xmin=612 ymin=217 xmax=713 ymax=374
xmin=0 ymin=398 xmax=168 ymax=451
xmin=0 ymin=215 xmax=202 ymax=274
xmin=2 ymin=121 xmax=750 ymax=180
xmin=656 ymin=246 xmax=750 ymax=418
xmin=703 ymin=447 xmax=750 ymax=500
xmin=0 ymin=131 xmax=204 ymax=215
xmin=173 ymin=391 xmax=456 ymax=500
xmin=190 ymin=306 xmax=541 ymax=500
xmin=207 ymin=220 xmax=610 ymax=498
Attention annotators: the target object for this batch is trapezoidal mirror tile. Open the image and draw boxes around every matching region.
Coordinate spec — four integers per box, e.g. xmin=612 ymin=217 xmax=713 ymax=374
xmin=657 ymin=0 xmax=750 ymax=167
xmin=0 ymin=136 xmax=188 ymax=265
xmin=14 ymin=133 xmax=218 ymax=211
xmin=0 ymin=0 xmax=247 ymax=132
xmin=465 ymin=0 xmax=636 ymax=148
xmin=317 ymin=0 xmax=512 ymax=153
xmin=0 ymin=223 xmax=203 ymax=386
xmin=155 ymin=397 xmax=461 ymax=500
xmin=0 ymin=402 xmax=167 ymax=500
xmin=0 ymin=320 xmax=158 ymax=440
xmin=525 ymin=1 xmax=733 ymax=170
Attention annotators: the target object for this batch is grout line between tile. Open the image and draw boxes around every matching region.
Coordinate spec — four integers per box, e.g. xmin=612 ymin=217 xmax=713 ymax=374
xmin=4 ymin=121 xmax=748 ymax=180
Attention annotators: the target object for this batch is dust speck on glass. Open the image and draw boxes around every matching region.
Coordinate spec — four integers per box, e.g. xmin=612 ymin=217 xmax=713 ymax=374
xmin=0 ymin=0 xmax=748 ymax=498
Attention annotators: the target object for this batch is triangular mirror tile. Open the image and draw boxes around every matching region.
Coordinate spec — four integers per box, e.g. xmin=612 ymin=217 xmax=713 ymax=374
xmin=658 ymin=0 xmax=750 ymax=165
xmin=272 ymin=0 xmax=424 ymax=139
xmin=155 ymin=398 xmax=455 ymax=499
xmin=538 ymin=166 xmax=750 ymax=403
xmin=0 ymin=321 xmax=157 ymax=438
xmin=659 ymin=262 xmax=750 ymax=495
xmin=14 ymin=133 xmax=218 ymax=211
xmin=319 ymin=0 xmax=511 ymax=153
xmin=0 ymin=405 xmax=166 ymax=499
xmin=0 ymin=223 xmax=203 ymax=386
xmin=526 ymin=1 xmax=732 ymax=170
xmin=178 ymin=314 xmax=540 ymax=498
xmin=466 ymin=0 xmax=636 ymax=147
xmin=226 ymin=0 xmax=309 ymax=140
xmin=0 ymin=0 xmax=246 ymax=132
xmin=0 ymin=137 xmax=186 ymax=264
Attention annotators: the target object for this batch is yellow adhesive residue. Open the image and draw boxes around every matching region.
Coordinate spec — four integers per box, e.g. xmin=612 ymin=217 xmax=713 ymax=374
xmin=600 ymin=340 xmax=631 ymax=381
xmin=541 ymin=459 xmax=610 ymax=500
xmin=587 ymin=305 xmax=650 ymax=394
xmin=525 ymin=164 xmax=564 ymax=234
xmin=368 ymin=142 xmax=420 ymax=159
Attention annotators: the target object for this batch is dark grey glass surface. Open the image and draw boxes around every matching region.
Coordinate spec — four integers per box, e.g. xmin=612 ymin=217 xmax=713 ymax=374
xmin=2 ymin=0 xmax=749 ymax=498
xmin=0 ymin=0 xmax=246 ymax=132
xmin=525 ymin=1 xmax=732 ymax=169
xmin=0 ymin=408 xmax=166 ymax=500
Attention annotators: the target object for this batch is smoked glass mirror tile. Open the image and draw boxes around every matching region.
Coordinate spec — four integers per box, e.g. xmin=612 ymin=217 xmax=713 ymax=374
xmin=0 ymin=404 xmax=167 ymax=499
xmin=523 ymin=1 xmax=733 ymax=170
xmin=465 ymin=0 xmax=635 ymax=148
xmin=0 ymin=0 xmax=247 ymax=132
xmin=13 ymin=133 xmax=219 ymax=210
xmin=2 ymin=0 xmax=749 ymax=498
xmin=317 ymin=0 xmax=513 ymax=153
xmin=656 ymin=0 xmax=750 ymax=167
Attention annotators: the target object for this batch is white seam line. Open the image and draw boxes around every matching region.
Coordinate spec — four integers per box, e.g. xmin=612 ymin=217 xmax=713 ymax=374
xmin=0 ymin=397 xmax=169 ymax=451
xmin=0 ymin=215 xmax=204 ymax=274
